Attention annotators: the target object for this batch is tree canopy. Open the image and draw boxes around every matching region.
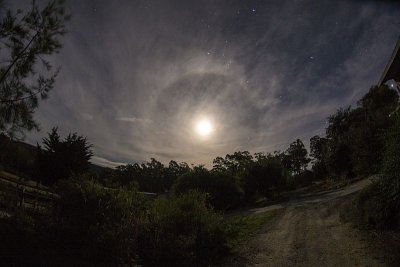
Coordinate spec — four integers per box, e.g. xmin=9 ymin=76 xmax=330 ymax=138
xmin=285 ymin=139 xmax=310 ymax=175
xmin=0 ymin=0 xmax=69 ymax=138
xmin=35 ymin=127 xmax=93 ymax=185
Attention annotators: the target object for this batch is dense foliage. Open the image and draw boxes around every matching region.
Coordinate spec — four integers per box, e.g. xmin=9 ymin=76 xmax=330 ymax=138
xmin=139 ymin=191 xmax=230 ymax=265
xmin=242 ymin=156 xmax=287 ymax=201
xmin=350 ymin=114 xmax=400 ymax=229
xmin=379 ymin=114 xmax=400 ymax=225
xmin=34 ymin=127 xmax=93 ymax=185
xmin=337 ymin=86 xmax=400 ymax=229
xmin=51 ymin=179 xmax=148 ymax=265
xmin=109 ymin=159 xmax=191 ymax=193
xmin=0 ymin=0 xmax=69 ymax=138
xmin=174 ymin=165 xmax=242 ymax=210
xmin=313 ymin=85 xmax=398 ymax=180
xmin=0 ymin=180 xmax=232 ymax=266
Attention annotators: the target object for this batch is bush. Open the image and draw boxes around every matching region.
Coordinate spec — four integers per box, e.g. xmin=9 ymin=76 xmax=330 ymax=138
xmin=139 ymin=191 xmax=230 ymax=266
xmin=341 ymin=182 xmax=388 ymax=228
xmin=1 ymin=179 xmax=232 ymax=266
xmin=243 ymin=158 xmax=286 ymax=201
xmin=341 ymin=115 xmax=400 ymax=230
xmin=295 ymin=170 xmax=314 ymax=187
xmin=54 ymin=182 xmax=232 ymax=265
xmin=173 ymin=166 xmax=243 ymax=210
xmin=51 ymin=179 xmax=149 ymax=265
xmin=376 ymin=114 xmax=400 ymax=229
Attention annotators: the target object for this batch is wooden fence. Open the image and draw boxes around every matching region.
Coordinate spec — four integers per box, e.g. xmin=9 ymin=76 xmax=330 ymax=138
xmin=0 ymin=172 xmax=57 ymax=213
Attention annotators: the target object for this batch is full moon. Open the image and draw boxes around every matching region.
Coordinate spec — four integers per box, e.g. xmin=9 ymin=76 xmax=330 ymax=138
xmin=196 ymin=119 xmax=213 ymax=137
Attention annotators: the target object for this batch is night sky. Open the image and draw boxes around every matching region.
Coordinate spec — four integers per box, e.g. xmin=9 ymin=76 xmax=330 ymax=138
xmin=9 ymin=0 xmax=400 ymax=167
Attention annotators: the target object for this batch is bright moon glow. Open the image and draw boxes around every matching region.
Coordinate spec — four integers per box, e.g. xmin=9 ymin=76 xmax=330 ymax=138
xmin=196 ymin=119 xmax=213 ymax=137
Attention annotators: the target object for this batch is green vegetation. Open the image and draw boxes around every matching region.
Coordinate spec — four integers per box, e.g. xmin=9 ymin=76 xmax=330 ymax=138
xmin=140 ymin=191 xmax=230 ymax=265
xmin=242 ymin=156 xmax=287 ymax=201
xmin=174 ymin=165 xmax=242 ymax=210
xmin=342 ymin=114 xmax=400 ymax=230
xmin=0 ymin=0 xmax=69 ymax=138
xmin=311 ymin=85 xmax=398 ymax=180
xmin=0 ymin=180 xmax=233 ymax=266
xmin=0 ymin=175 xmax=279 ymax=266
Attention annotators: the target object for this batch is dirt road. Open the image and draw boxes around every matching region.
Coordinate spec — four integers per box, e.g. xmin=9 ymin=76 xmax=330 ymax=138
xmin=225 ymin=178 xmax=393 ymax=267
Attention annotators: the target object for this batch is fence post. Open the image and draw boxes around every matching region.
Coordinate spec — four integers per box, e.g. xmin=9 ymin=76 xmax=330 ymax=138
xmin=18 ymin=186 xmax=25 ymax=209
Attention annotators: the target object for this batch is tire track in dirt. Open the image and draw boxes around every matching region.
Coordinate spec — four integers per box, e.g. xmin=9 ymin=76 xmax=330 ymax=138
xmin=224 ymin=179 xmax=389 ymax=267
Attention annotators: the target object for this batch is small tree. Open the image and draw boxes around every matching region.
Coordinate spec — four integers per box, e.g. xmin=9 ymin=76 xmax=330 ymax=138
xmin=0 ymin=0 xmax=69 ymax=138
xmin=35 ymin=127 xmax=92 ymax=185
xmin=286 ymin=139 xmax=310 ymax=175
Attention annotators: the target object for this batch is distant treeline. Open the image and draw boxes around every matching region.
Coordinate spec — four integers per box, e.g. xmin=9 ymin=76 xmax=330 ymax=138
xmin=1 ymin=84 xmax=399 ymax=212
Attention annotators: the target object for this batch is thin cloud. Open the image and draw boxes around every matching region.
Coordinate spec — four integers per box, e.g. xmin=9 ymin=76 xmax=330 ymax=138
xmin=12 ymin=0 xmax=398 ymax=167
xmin=91 ymin=156 xmax=125 ymax=168
xmin=116 ymin=117 xmax=152 ymax=124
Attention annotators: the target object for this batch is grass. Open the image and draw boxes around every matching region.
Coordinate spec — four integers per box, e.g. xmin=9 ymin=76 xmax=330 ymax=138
xmin=225 ymin=209 xmax=278 ymax=248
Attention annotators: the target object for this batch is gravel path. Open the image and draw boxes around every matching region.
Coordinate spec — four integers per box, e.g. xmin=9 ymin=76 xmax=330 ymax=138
xmin=224 ymin=178 xmax=391 ymax=267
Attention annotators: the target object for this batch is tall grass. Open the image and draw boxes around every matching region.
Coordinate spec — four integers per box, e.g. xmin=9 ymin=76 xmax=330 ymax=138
xmin=1 ymin=180 xmax=234 ymax=266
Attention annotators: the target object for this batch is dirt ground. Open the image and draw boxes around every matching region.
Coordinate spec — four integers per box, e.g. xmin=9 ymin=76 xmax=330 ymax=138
xmin=223 ymin=178 xmax=399 ymax=267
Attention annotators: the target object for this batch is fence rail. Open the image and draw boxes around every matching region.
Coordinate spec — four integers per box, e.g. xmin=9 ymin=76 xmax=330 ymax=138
xmin=0 ymin=172 xmax=57 ymax=212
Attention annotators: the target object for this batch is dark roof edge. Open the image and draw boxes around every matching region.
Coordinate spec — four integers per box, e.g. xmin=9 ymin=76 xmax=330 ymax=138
xmin=378 ymin=37 xmax=400 ymax=86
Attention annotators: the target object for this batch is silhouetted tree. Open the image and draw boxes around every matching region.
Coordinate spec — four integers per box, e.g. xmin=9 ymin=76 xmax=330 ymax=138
xmin=0 ymin=0 xmax=69 ymax=138
xmin=325 ymin=107 xmax=354 ymax=178
xmin=165 ymin=160 xmax=190 ymax=189
xmin=212 ymin=151 xmax=253 ymax=177
xmin=174 ymin=165 xmax=242 ymax=210
xmin=310 ymin=135 xmax=328 ymax=179
xmin=112 ymin=159 xmax=191 ymax=193
xmin=35 ymin=127 xmax=93 ymax=185
xmin=243 ymin=157 xmax=286 ymax=200
xmin=286 ymin=139 xmax=310 ymax=175
xmin=351 ymin=85 xmax=398 ymax=175
xmin=324 ymin=85 xmax=398 ymax=178
xmin=274 ymin=150 xmax=292 ymax=171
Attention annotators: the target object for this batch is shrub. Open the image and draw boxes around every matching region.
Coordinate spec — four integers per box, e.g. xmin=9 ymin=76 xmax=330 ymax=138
xmin=377 ymin=114 xmax=400 ymax=228
xmin=0 ymin=180 xmax=232 ymax=266
xmin=342 ymin=115 xmax=400 ymax=229
xmin=51 ymin=179 xmax=149 ymax=265
xmin=295 ymin=170 xmax=314 ymax=187
xmin=173 ymin=166 xmax=242 ymax=210
xmin=139 ymin=191 xmax=230 ymax=266
xmin=341 ymin=182 xmax=387 ymax=228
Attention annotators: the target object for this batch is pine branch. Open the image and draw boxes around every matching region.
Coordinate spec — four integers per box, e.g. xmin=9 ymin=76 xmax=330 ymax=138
xmin=0 ymin=30 xmax=39 ymax=83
